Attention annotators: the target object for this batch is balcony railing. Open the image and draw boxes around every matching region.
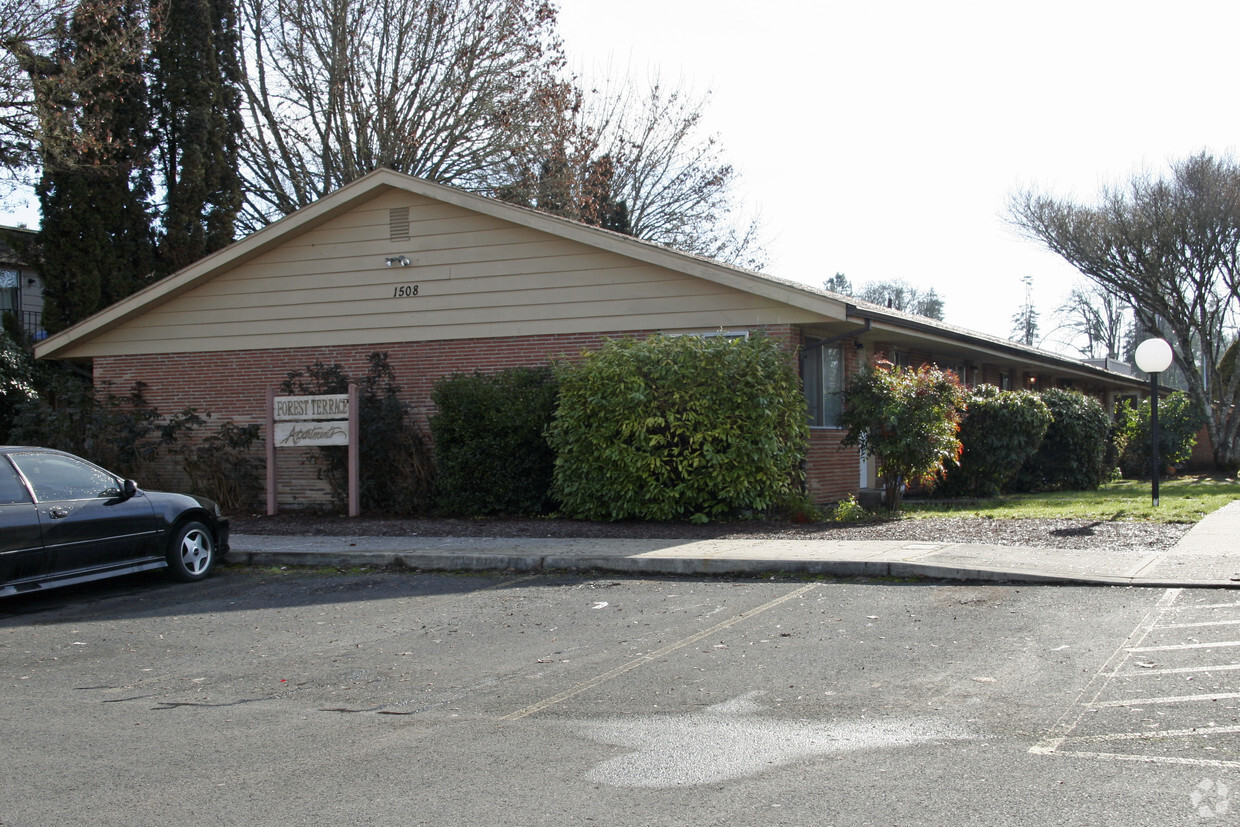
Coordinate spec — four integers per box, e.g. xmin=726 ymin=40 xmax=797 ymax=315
xmin=2 ymin=309 xmax=44 ymax=341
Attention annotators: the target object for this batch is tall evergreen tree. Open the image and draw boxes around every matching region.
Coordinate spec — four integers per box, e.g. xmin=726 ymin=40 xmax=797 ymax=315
xmin=32 ymin=0 xmax=155 ymax=333
xmin=152 ymin=0 xmax=242 ymax=273
xmin=1010 ymin=274 xmax=1040 ymax=346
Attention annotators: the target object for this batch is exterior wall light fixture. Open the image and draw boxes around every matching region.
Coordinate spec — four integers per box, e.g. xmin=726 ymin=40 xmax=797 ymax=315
xmin=385 ymin=255 xmax=411 ymax=267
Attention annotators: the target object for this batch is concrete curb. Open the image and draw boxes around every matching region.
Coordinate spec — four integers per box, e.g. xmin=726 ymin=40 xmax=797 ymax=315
xmin=229 ymin=545 xmax=1240 ymax=588
xmin=227 ymin=501 xmax=1240 ymax=587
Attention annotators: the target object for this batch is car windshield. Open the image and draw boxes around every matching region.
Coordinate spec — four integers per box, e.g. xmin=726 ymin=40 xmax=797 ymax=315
xmin=8 ymin=454 xmax=122 ymax=501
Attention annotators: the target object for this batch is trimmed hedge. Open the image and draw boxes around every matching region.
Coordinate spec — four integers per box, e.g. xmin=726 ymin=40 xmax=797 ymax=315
xmin=547 ymin=333 xmax=808 ymax=522
xmin=938 ymin=385 xmax=1051 ymax=497
xmin=430 ymin=366 xmax=559 ymax=516
xmin=1011 ymin=388 xmax=1111 ymax=492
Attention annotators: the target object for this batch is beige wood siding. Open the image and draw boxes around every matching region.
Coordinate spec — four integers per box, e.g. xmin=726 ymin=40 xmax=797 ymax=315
xmin=60 ymin=190 xmax=827 ymax=357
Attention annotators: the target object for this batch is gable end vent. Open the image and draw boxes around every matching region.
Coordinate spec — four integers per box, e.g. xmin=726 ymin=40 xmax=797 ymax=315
xmin=389 ymin=207 xmax=410 ymax=242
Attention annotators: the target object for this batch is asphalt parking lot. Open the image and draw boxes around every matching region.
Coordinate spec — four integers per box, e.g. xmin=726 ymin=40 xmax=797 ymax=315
xmin=2 ymin=565 xmax=1237 ymax=825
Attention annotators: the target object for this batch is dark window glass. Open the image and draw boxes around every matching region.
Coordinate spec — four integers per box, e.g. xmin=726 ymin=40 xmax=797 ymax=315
xmin=8 ymin=454 xmax=121 ymax=501
xmin=803 ymin=341 xmax=844 ymax=427
xmin=0 ymin=458 xmax=32 ymax=504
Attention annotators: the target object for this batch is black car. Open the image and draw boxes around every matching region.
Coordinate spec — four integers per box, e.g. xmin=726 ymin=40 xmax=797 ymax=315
xmin=0 ymin=446 xmax=230 ymax=597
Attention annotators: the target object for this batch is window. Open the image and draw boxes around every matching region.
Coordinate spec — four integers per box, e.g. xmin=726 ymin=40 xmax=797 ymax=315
xmin=0 ymin=267 xmax=17 ymax=316
xmin=803 ymin=340 xmax=844 ymax=427
xmin=0 ymin=459 xmax=32 ymax=505
xmin=8 ymin=453 xmax=121 ymax=501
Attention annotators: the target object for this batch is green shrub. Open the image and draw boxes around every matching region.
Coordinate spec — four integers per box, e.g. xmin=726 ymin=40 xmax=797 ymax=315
xmin=0 ymin=327 xmax=37 ymax=443
xmin=838 ymin=361 xmax=966 ymax=511
xmin=430 ymin=366 xmax=559 ymax=516
xmin=282 ymin=353 xmax=433 ymax=513
xmin=938 ymin=385 xmax=1051 ymax=497
xmin=169 ymin=417 xmax=263 ymax=510
xmin=547 ymin=333 xmax=808 ymax=522
xmin=829 ymin=494 xmax=870 ymax=522
xmin=1115 ymin=391 xmax=1204 ymax=478
xmin=1011 ymin=388 xmax=1111 ymax=492
xmin=9 ymin=374 xmax=191 ymax=482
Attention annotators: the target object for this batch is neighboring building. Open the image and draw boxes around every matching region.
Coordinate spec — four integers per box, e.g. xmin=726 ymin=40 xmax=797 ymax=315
xmin=33 ymin=169 xmax=1151 ymax=507
xmin=0 ymin=226 xmax=44 ymax=341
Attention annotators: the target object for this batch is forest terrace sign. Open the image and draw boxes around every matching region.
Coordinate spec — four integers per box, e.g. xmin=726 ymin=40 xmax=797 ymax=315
xmin=273 ymin=394 xmax=349 ymax=445
xmin=273 ymin=394 xmax=350 ymax=422
xmin=266 ymin=387 xmax=360 ymax=516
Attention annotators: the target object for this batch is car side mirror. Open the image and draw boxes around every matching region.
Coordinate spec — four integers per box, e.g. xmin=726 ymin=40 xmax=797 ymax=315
xmin=122 ymin=479 xmax=139 ymax=500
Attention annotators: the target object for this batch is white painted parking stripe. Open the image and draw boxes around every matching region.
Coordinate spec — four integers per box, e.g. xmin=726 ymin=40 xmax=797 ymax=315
xmin=1089 ymin=691 xmax=1240 ymax=708
xmin=1156 ymin=619 xmax=1240 ymax=629
xmin=1059 ymin=724 xmax=1240 ymax=743
xmin=1119 ymin=663 xmax=1240 ymax=677
xmin=1168 ymin=602 xmax=1240 ymax=611
xmin=1032 ymin=588 xmax=1240 ymax=768
xmin=1128 ymin=640 xmax=1240 ymax=652
xmin=1033 ymin=589 xmax=1181 ymax=751
xmin=1041 ymin=750 xmax=1240 ymax=769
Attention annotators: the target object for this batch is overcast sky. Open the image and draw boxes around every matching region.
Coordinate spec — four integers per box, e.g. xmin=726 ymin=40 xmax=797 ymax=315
xmin=5 ymin=1 xmax=1237 ymax=351
xmin=554 ymin=0 xmax=1240 ymax=348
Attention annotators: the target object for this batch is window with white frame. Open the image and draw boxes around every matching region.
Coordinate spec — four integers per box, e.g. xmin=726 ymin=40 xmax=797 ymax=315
xmin=803 ymin=340 xmax=844 ymax=427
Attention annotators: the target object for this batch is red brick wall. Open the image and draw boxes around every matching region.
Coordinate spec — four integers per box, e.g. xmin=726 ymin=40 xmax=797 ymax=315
xmin=94 ymin=324 xmax=843 ymax=509
xmin=1186 ymin=424 xmax=1216 ymax=472
xmin=805 ymin=429 xmax=858 ymax=502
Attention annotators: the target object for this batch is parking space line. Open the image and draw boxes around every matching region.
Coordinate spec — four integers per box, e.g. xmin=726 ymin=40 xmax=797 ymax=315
xmin=1156 ymin=619 xmax=1240 ymax=629
xmin=1031 ymin=588 xmax=1180 ymax=756
xmin=1128 ymin=640 xmax=1240 ymax=652
xmin=1058 ymin=724 xmax=1240 ymax=744
xmin=1032 ymin=588 xmax=1240 ymax=768
xmin=1168 ymin=602 xmax=1240 ymax=611
xmin=1089 ymin=691 xmax=1240 ymax=708
xmin=1040 ymin=750 xmax=1240 ymax=769
xmin=1118 ymin=663 xmax=1240 ymax=677
xmin=499 ymin=583 xmax=819 ymax=722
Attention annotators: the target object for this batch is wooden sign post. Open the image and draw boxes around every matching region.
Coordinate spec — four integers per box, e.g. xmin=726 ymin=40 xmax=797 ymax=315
xmin=267 ymin=383 xmax=359 ymax=516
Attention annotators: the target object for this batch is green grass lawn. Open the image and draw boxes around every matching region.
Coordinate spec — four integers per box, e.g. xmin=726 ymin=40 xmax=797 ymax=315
xmin=901 ymin=475 xmax=1240 ymax=523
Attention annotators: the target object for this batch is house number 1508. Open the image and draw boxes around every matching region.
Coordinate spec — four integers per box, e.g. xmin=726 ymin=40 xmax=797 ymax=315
xmin=393 ymin=284 xmax=419 ymax=297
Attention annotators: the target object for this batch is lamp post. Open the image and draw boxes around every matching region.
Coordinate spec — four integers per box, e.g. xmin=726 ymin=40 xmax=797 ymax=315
xmin=1134 ymin=338 xmax=1174 ymax=506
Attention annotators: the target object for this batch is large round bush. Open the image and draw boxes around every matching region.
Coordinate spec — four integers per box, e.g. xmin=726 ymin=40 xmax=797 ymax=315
xmin=939 ymin=385 xmax=1051 ymax=497
xmin=1011 ymin=388 xmax=1110 ymax=492
xmin=548 ymin=333 xmax=808 ymax=522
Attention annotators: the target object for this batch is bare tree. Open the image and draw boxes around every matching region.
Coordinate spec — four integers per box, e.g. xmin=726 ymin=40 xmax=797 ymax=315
xmin=1009 ymin=152 xmax=1240 ymax=470
xmin=1047 ymin=282 xmax=1131 ymax=360
xmin=495 ymin=74 xmax=766 ymax=269
xmin=852 ymin=278 xmax=945 ymax=320
xmin=235 ymin=0 xmax=569 ymax=230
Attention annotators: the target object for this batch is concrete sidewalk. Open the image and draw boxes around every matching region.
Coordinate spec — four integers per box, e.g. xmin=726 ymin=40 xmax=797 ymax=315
xmin=228 ymin=500 xmax=1240 ymax=588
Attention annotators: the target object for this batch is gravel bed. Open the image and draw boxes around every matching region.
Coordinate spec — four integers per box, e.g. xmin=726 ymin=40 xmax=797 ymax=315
xmin=230 ymin=513 xmax=1191 ymax=554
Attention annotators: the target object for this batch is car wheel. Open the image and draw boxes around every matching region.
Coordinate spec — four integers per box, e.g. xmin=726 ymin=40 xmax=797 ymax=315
xmin=167 ymin=521 xmax=216 ymax=582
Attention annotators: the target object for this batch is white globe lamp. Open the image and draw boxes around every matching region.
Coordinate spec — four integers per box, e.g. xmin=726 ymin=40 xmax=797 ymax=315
xmin=1134 ymin=338 xmax=1173 ymax=375
xmin=1134 ymin=337 xmax=1174 ymax=506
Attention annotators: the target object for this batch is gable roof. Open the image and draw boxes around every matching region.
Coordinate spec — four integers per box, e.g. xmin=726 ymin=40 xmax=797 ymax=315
xmin=30 ymin=168 xmax=1147 ymax=392
xmin=34 ymin=168 xmax=847 ymax=360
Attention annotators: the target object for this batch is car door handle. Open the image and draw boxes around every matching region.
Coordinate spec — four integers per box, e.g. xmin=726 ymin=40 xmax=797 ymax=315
xmin=49 ymin=508 xmax=69 ymax=519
